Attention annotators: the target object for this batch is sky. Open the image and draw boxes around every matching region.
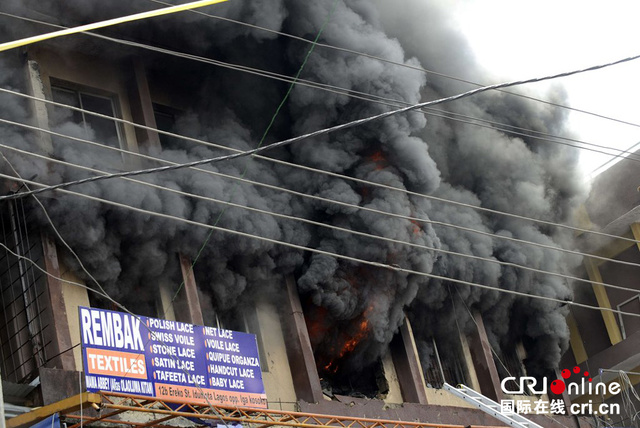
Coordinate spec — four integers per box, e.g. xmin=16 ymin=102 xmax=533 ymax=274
xmin=454 ymin=0 xmax=640 ymax=177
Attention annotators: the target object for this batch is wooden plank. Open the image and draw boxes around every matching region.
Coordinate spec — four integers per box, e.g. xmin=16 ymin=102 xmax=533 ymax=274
xmin=6 ymin=392 xmax=101 ymax=428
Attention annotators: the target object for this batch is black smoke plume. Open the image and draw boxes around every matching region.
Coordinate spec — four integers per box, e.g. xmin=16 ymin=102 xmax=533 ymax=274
xmin=0 ymin=0 xmax=585 ymax=383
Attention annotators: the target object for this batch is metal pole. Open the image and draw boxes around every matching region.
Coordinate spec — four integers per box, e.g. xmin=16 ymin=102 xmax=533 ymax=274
xmin=1 ymin=368 xmax=6 ymax=426
xmin=599 ymin=368 xmax=640 ymax=377
xmin=432 ymin=337 xmax=446 ymax=386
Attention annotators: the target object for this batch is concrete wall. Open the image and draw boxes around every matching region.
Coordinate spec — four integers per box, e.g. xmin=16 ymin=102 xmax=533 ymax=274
xmin=585 ymin=148 xmax=640 ymax=227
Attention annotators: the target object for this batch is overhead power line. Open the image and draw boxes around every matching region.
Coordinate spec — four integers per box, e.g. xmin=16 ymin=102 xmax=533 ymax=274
xmin=0 ymin=153 xmax=232 ymax=421
xmin=1 ymin=85 xmax=638 ymax=248
xmin=0 ymin=51 xmax=639 ymax=254
xmin=2 ymin=172 xmax=638 ymax=320
xmin=3 ymin=114 xmax=640 ymax=272
xmin=157 ymin=0 xmax=341 ymax=316
xmin=146 ymin=0 xmax=640 ymax=131
xmin=2 ymin=11 xmax=639 ymax=166
xmin=0 ymin=113 xmax=640 ymax=267
xmin=4 ymin=141 xmax=638 ymax=297
xmin=0 ymin=0 xmax=228 ymax=51
xmin=2 ymin=50 xmax=640 ymax=200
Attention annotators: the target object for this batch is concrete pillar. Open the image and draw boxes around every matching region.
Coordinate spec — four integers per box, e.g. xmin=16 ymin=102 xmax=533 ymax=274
xmin=390 ymin=315 xmax=429 ymax=404
xmin=59 ymin=266 xmax=90 ymax=371
xmin=128 ymin=59 xmax=162 ymax=150
xmin=381 ymin=349 xmax=403 ymax=404
xmin=459 ymin=332 xmax=482 ymax=392
xmin=177 ymin=253 xmax=204 ymax=325
xmin=467 ymin=310 xmax=503 ymax=402
xmin=254 ymin=299 xmax=298 ymax=410
xmin=24 ymin=58 xmax=54 ymax=154
xmin=40 ymin=234 xmax=76 ymax=371
xmin=281 ymin=275 xmax=323 ymax=403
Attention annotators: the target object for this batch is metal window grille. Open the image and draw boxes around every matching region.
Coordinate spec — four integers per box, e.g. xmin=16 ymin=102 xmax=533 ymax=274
xmin=494 ymin=347 xmax=528 ymax=395
xmin=0 ymin=199 xmax=50 ymax=383
xmin=423 ymin=338 xmax=468 ymax=389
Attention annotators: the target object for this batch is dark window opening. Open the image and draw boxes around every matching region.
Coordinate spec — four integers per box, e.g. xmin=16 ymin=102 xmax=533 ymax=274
xmin=86 ymin=287 xmax=119 ymax=313
xmin=304 ymin=302 xmax=385 ymax=399
xmin=50 ymin=81 xmax=123 ymax=149
xmin=320 ymin=358 xmax=387 ymax=399
xmin=0 ymin=200 xmax=50 ymax=384
xmin=420 ymin=337 xmax=468 ymax=389
xmin=153 ymin=103 xmax=193 ymax=151
xmin=494 ymin=346 xmax=529 ymax=395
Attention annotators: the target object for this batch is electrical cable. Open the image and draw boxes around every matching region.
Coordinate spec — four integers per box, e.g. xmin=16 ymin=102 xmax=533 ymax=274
xmin=2 ymin=172 xmax=640 ymax=321
xmin=4 ymin=14 xmax=640 ymax=243
xmin=2 ymin=49 xmax=640 ymax=208
xmin=5 ymin=11 xmax=637 ymax=166
xmin=159 ymin=0 xmax=340 ymax=317
xmin=3 ymin=10 xmax=640 ymax=167
xmin=449 ymin=284 xmax=574 ymax=428
xmin=146 ymin=0 xmax=640 ymax=132
xmin=0 ymin=0 xmax=228 ymax=51
xmin=590 ymin=140 xmax=640 ymax=176
xmin=3 ymin=115 xmax=640 ymax=272
xmin=0 ymin=236 xmax=228 ymax=419
xmin=0 ymin=154 xmax=232 ymax=420
xmin=42 ymin=20 xmax=640 ymax=163
xmin=618 ymin=371 xmax=640 ymax=424
xmin=5 ymin=10 xmax=640 ymax=308
xmin=2 ymin=86 xmax=639 ymax=248
xmin=4 ymin=141 xmax=639 ymax=297
xmin=4 ymin=6 xmax=628 ymax=417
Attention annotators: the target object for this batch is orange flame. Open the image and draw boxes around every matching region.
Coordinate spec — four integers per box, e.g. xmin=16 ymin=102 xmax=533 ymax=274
xmin=369 ymin=151 xmax=387 ymax=171
xmin=322 ymin=311 xmax=372 ymax=374
xmin=410 ymin=219 xmax=422 ymax=235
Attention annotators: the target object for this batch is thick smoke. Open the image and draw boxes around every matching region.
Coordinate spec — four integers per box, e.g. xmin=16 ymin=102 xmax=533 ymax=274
xmin=0 ymin=0 xmax=585 ymax=382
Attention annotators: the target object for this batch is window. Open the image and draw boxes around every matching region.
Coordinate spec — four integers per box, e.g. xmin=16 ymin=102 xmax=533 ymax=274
xmin=494 ymin=346 xmax=529 ymax=395
xmin=50 ymin=82 xmax=123 ymax=149
xmin=422 ymin=337 xmax=468 ymax=389
xmin=153 ymin=103 xmax=194 ymax=151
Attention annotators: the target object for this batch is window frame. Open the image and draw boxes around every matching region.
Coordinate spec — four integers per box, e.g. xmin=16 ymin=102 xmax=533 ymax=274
xmin=49 ymin=78 xmax=126 ymax=150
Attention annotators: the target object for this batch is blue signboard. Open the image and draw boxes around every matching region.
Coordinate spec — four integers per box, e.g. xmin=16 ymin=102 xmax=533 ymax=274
xmin=79 ymin=306 xmax=267 ymax=408
xmin=30 ymin=414 xmax=60 ymax=428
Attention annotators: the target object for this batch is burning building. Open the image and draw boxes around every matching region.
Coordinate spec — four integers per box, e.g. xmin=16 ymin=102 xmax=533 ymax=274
xmin=0 ymin=0 xmax=595 ymax=427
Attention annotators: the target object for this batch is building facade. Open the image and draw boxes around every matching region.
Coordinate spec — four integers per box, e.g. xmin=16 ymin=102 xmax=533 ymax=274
xmin=0 ymin=4 xmax=596 ymax=428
